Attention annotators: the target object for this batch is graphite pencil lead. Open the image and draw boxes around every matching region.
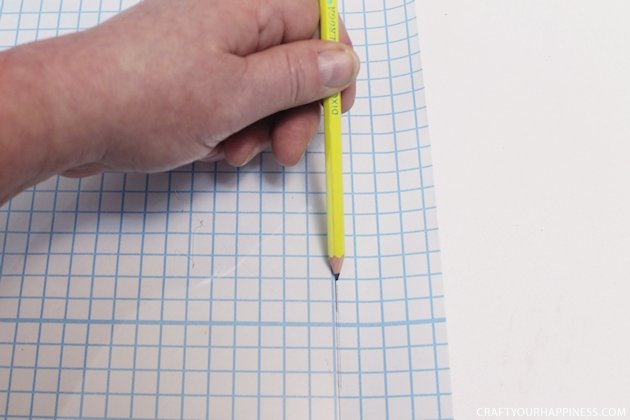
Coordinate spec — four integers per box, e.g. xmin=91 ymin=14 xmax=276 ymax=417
xmin=334 ymin=273 xmax=340 ymax=281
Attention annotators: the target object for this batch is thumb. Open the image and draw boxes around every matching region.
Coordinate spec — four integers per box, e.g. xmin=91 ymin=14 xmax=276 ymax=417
xmin=237 ymin=40 xmax=360 ymax=121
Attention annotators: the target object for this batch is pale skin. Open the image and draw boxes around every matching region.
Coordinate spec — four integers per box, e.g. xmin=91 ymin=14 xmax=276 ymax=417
xmin=0 ymin=0 xmax=359 ymax=206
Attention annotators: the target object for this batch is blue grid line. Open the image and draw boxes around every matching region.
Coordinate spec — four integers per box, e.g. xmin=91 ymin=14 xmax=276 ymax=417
xmin=51 ymin=175 xmax=83 ymax=418
xmin=304 ymin=145 xmax=313 ymax=420
xmin=0 ymin=211 xmax=436 ymax=229
xmin=256 ymin=157 xmax=264 ymax=420
xmin=205 ymin=161 xmax=220 ymax=420
xmin=0 ymin=144 xmax=434 ymax=170
xmin=27 ymin=179 xmax=60 ymax=418
xmin=0 ymin=249 xmax=442 ymax=260
xmin=179 ymin=165 xmax=195 ymax=419
xmin=355 ymin=89 xmax=426 ymax=100
xmin=129 ymin=173 xmax=149 ymax=417
xmin=0 ymin=225 xmax=436 ymax=239
xmin=0 ymin=270 xmax=443 ymax=283
xmin=104 ymin=172 xmax=128 ymax=419
xmin=22 ymin=4 xmax=65 ymax=416
xmin=77 ymin=0 xmax=109 ymax=409
xmin=74 ymin=12 xmax=107 ymax=417
xmin=0 ymin=294 xmax=445 ymax=306
xmin=403 ymin=0 xmax=444 ymax=416
xmin=335 ymin=0 xmax=417 ymax=15
xmin=0 ymin=0 xmax=416 ymax=17
xmin=346 ymin=17 xmax=416 ymax=33
xmin=4 ymin=171 xmax=34 ymax=413
xmin=229 ymin=165 xmax=242 ymax=420
xmin=2 ymin=0 xmax=27 ymax=416
xmin=0 ymin=317 xmax=446 ymax=328
xmin=1 ymin=389 xmax=453 ymax=399
xmin=18 ymin=2 xmax=46 ymax=417
xmin=343 ymin=37 xmax=422 ymax=51
xmin=383 ymin=3 xmax=417 ymax=418
xmin=341 ymin=5 xmax=364 ymax=420
xmin=77 ymin=171 xmax=106 ymax=416
xmin=76 ymin=1 xmax=101 ymax=417
xmin=0 ymin=227 xmax=438 ymax=242
xmin=0 ymin=160 xmax=435 ymax=183
xmin=0 ymin=200 xmax=438 ymax=214
xmin=345 ymin=52 xmax=366 ymax=420
xmin=0 ymin=205 xmax=439 ymax=219
xmin=0 ymin=415 xmax=455 ymax=420
xmin=359 ymin=0 xmax=391 ymax=417
xmin=328 ymin=125 xmax=429 ymax=136
xmin=0 ymin=7 xmax=422 ymax=22
xmin=0 ymin=341 xmax=449 ymax=353
xmin=0 ymin=6 xmax=417 ymax=22
xmin=281 ymin=165 xmax=287 ymax=420
xmin=350 ymin=107 xmax=427 ymax=118
xmin=153 ymin=171 xmax=172 ymax=418
xmin=0 ymin=187 xmax=435 ymax=203
xmin=0 ymin=364 xmax=450 ymax=376
xmin=0 ymin=174 xmax=435 ymax=191
xmin=0 ymin=416 xmax=455 ymax=420
xmin=331 ymin=231 xmax=339 ymax=420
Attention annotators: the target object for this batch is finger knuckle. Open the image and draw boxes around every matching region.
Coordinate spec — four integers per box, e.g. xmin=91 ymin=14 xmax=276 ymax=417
xmin=283 ymin=50 xmax=309 ymax=105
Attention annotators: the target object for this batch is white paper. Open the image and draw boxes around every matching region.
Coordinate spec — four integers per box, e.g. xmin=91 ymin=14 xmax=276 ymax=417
xmin=0 ymin=0 xmax=451 ymax=418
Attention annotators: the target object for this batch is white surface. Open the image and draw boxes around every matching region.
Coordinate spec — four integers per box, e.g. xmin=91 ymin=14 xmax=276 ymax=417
xmin=415 ymin=0 xmax=630 ymax=417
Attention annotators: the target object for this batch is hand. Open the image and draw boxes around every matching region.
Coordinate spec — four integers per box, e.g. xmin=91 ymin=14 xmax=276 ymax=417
xmin=45 ymin=0 xmax=358 ymax=176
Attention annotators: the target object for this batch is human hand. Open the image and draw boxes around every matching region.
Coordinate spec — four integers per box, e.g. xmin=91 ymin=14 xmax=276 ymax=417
xmin=38 ymin=0 xmax=358 ymax=176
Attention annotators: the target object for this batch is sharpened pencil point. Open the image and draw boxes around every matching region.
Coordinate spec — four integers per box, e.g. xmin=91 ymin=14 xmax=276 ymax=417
xmin=329 ymin=256 xmax=344 ymax=280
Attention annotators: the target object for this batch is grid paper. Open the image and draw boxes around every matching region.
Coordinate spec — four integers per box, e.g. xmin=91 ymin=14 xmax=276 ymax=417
xmin=0 ymin=0 xmax=452 ymax=418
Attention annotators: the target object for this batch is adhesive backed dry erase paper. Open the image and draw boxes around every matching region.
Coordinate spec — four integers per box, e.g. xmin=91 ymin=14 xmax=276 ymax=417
xmin=0 ymin=0 xmax=451 ymax=418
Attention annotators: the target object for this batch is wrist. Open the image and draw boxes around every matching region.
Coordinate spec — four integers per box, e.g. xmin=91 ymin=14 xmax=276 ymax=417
xmin=0 ymin=48 xmax=60 ymax=203
xmin=16 ymin=35 xmax=111 ymax=167
xmin=0 ymin=34 xmax=110 ymax=202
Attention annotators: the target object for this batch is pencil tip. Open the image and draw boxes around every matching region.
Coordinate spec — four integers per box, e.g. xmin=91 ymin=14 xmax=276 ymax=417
xmin=329 ymin=256 xmax=345 ymax=280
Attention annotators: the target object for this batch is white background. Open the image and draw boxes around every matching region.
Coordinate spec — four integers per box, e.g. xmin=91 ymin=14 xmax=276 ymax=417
xmin=415 ymin=0 xmax=630 ymax=418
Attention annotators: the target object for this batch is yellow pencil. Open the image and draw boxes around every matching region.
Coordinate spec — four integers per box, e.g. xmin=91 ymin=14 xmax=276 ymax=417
xmin=320 ymin=0 xmax=345 ymax=280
